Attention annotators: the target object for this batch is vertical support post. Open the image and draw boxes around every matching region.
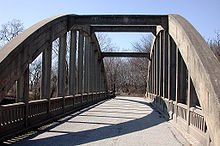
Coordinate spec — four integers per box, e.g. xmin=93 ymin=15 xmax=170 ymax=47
xmin=163 ymin=31 xmax=168 ymax=99
xmin=157 ymin=37 xmax=160 ymax=96
xmin=170 ymin=37 xmax=176 ymax=101
xmin=41 ymin=42 xmax=52 ymax=114
xmin=24 ymin=65 xmax=29 ymax=127
xmin=167 ymin=34 xmax=171 ymax=100
xmin=158 ymin=32 xmax=162 ymax=97
xmin=178 ymin=57 xmax=187 ymax=104
xmin=78 ymin=30 xmax=84 ymax=103
xmin=69 ymin=30 xmax=77 ymax=107
xmin=101 ymin=60 xmax=108 ymax=96
xmin=100 ymin=61 xmax=105 ymax=97
xmin=16 ymin=65 xmax=29 ymax=127
xmin=175 ymin=45 xmax=179 ymax=122
xmin=160 ymin=31 xmax=164 ymax=97
xmin=151 ymin=51 xmax=154 ymax=95
xmin=58 ymin=33 xmax=67 ymax=112
xmin=153 ymin=47 xmax=155 ymax=95
xmin=187 ymin=74 xmax=191 ymax=132
xmin=58 ymin=33 xmax=67 ymax=97
xmin=150 ymin=63 xmax=153 ymax=94
xmin=94 ymin=49 xmax=98 ymax=101
xmin=16 ymin=78 xmax=24 ymax=102
xmin=90 ymin=43 xmax=95 ymax=102
xmin=89 ymin=39 xmax=94 ymax=100
xmin=84 ymin=34 xmax=89 ymax=102
xmin=153 ymin=46 xmax=157 ymax=95
xmin=149 ymin=62 xmax=152 ymax=94
xmin=97 ymin=58 xmax=101 ymax=99
xmin=155 ymin=38 xmax=158 ymax=96
xmin=69 ymin=30 xmax=77 ymax=95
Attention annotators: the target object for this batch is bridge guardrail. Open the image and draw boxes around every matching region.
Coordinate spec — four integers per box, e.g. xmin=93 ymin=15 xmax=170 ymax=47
xmin=177 ymin=103 xmax=187 ymax=121
xmin=190 ymin=107 xmax=207 ymax=133
xmin=147 ymin=94 xmax=207 ymax=134
xmin=0 ymin=92 xmax=111 ymax=141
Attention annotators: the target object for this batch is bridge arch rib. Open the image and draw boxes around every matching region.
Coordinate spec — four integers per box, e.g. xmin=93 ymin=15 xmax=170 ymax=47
xmin=147 ymin=14 xmax=220 ymax=145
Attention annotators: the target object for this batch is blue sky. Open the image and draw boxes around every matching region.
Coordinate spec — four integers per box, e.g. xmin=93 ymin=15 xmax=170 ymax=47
xmin=1 ymin=0 xmax=219 ymax=50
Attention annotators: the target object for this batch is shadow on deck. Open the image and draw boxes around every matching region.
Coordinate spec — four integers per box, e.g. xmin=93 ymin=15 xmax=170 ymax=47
xmin=11 ymin=97 xmax=166 ymax=146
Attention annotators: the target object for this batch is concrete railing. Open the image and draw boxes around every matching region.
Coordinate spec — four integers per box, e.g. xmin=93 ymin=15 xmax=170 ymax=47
xmin=0 ymin=14 xmax=111 ymax=141
xmin=177 ymin=103 xmax=187 ymax=121
xmin=0 ymin=92 xmax=110 ymax=141
xmin=148 ymin=93 xmax=207 ymax=144
xmin=190 ymin=107 xmax=207 ymax=133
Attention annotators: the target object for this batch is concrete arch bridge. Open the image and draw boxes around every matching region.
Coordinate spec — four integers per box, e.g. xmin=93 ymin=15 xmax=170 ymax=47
xmin=0 ymin=14 xmax=219 ymax=146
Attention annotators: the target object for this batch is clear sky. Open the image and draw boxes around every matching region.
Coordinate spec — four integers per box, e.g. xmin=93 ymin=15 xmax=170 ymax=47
xmin=0 ymin=0 xmax=219 ymax=50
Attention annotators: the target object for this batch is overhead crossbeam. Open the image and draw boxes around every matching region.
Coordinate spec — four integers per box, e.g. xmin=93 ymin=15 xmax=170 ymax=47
xmin=101 ymin=52 xmax=150 ymax=59
xmin=91 ymin=26 xmax=156 ymax=35
xmin=70 ymin=15 xmax=168 ymax=30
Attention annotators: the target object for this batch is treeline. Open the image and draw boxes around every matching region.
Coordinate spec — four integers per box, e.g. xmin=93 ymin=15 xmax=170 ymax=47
xmin=97 ymin=34 xmax=151 ymax=96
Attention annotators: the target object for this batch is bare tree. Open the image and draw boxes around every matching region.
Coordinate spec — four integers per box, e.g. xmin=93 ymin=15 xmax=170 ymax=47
xmin=208 ymin=31 xmax=220 ymax=61
xmin=97 ymin=33 xmax=122 ymax=91
xmin=97 ymin=33 xmax=152 ymax=96
xmin=132 ymin=35 xmax=152 ymax=53
xmin=29 ymin=58 xmax=42 ymax=100
xmin=0 ymin=19 xmax=24 ymax=47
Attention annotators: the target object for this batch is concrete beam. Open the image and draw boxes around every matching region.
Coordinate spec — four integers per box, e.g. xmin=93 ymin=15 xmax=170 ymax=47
xmin=102 ymin=52 xmax=150 ymax=59
xmin=70 ymin=15 xmax=168 ymax=30
xmin=91 ymin=26 xmax=156 ymax=35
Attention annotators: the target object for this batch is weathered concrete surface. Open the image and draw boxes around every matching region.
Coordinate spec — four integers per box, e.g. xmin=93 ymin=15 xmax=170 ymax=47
xmin=101 ymin=52 xmax=150 ymax=59
xmin=12 ymin=96 xmax=189 ymax=146
xmin=168 ymin=15 xmax=220 ymax=146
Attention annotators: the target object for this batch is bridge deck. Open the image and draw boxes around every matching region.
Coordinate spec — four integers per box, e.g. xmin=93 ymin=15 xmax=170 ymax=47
xmin=11 ymin=96 xmax=188 ymax=146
